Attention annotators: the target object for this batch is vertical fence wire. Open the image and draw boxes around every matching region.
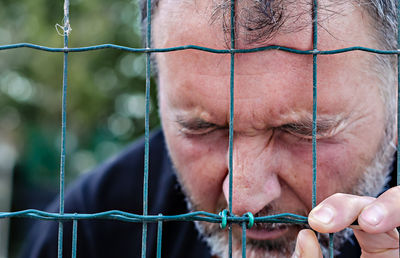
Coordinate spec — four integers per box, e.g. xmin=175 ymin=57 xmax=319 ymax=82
xmin=71 ymin=219 xmax=78 ymax=258
xmin=397 ymin=0 xmax=400 ymax=192
xmin=329 ymin=233 xmax=334 ymax=258
xmin=156 ymin=215 xmax=163 ymax=258
xmin=57 ymin=0 xmax=70 ymax=257
xmin=241 ymin=223 xmax=246 ymax=258
xmin=397 ymin=0 xmax=400 ymax=253
xmin=141 ymin=0 xmax=152 ymax=256
xmin=311 ymin=0 xmax=318 ymax=210
xmin=228 ymin=0 xmax=236 ymax=257
xmin=312 ymin=1 xmax=335 ymax=256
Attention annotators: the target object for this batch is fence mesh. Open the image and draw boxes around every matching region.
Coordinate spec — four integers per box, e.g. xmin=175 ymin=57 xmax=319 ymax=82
xmin=0 ymin=0 xmax=399 ymax=257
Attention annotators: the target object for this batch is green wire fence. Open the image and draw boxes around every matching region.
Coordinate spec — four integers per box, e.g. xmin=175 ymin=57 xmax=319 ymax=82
xmin=0 ymin=0 xmax=399 ymax=257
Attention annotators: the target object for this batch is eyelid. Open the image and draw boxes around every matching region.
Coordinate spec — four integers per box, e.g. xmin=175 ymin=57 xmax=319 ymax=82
xmin=280 ymin=124 xmax=311 ymax=135
xmin=279 ymin=129 xmax=310 ymax=142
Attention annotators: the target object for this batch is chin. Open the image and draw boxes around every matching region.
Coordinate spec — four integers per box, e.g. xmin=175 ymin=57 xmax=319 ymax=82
xmin=194 ymin=219 xmax=298 ymax=258
xmin=194 ymin=217 xmax=354 ymax=258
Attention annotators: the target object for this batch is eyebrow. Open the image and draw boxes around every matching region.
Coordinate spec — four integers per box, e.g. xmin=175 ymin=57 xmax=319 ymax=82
xmin=176 ymin=115 xmax=345 ymax=135
xmin=280 ymin=116 xmax=345 ymax=137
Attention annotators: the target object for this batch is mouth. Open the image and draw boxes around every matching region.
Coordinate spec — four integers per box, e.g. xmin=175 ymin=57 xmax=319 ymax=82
xmin=246 ymin=224 xmax=289 ymax=240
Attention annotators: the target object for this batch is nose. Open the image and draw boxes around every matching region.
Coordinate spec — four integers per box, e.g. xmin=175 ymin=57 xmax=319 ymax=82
xmin=222 ymin=134 xmax=281 ymax=216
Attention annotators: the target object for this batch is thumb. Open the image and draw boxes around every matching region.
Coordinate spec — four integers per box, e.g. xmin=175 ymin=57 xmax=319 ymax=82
xmin=292 ymin=229 xmax=323 ymax=258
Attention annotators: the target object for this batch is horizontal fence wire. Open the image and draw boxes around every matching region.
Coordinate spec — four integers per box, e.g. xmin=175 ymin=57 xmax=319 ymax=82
xmin=0 ymin=209 xmax=308 ymax=224
xmin=1 ymin=43 xmax=400 ymax=55
xmin=1 ymin=0 xmax=400 ymax=256
xmin=0 ymin=42 xmax=397 ymax=255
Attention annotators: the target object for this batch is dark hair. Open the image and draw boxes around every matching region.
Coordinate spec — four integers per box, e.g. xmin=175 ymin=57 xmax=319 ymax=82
xmin=139 ymin=0 xmax=398 ymax=49
xmin=139 ymin=0 xmax=159 ymax=43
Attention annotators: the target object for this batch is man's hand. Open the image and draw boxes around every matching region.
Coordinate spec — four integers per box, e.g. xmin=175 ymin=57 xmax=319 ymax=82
xmin=292 ymin=188 xmax=400 ymax=257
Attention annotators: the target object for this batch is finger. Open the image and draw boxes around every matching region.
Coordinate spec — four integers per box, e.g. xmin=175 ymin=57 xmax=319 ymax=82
xmin=353 ymin=228 xmax=399 ymax=257
xmin=292 ymin=229 xmax=323 ymax=258
xmin=308 ymin=193 xmax=375 ymax=233
xmin=358 ymin=186 xmax=400 ymax=233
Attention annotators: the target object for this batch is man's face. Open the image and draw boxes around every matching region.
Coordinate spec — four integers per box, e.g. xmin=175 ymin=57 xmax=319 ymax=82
xmin=154 ymin=0 xmax=391 ymax=256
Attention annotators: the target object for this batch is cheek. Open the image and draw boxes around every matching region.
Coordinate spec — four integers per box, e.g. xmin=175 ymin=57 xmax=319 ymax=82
xmin=277 ymin=140 xmax=365 ymax=209
xmin=315 ymin=143 xmax=360 ymax=201
xmin=274 ymin=142 xmax=314 ymax=208
xmin=167 ymin=133 xmax=228 ymax=212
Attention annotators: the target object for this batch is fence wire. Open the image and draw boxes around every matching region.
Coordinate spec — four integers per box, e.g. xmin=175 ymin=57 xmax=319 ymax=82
xmin=0 ymin=0 xmax=399 ymax=257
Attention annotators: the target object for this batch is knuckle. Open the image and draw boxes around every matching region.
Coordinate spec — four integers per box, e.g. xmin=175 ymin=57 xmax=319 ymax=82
xmin=380 ymin=186 xmax=400 ymax=201
xmin=329 ymin=193 xmax=356 ymax=203
xmin=387 ymin=186 xmax=400 ymax=197
xmin=330 ymin=192 xmax=347 ymax=199
xmin=383 ymin=186 xmax=400 ymax=205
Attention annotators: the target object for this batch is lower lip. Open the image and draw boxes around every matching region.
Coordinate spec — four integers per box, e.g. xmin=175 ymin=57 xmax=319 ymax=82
xmin=245 ymin=226 xmax=289 ymax=240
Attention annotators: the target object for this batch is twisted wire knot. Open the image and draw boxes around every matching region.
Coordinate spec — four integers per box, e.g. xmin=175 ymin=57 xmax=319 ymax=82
xmin=219 ymin=209 xmax=229 ymax=229
xmin=243 ymin=212 xmax=254 ymax=229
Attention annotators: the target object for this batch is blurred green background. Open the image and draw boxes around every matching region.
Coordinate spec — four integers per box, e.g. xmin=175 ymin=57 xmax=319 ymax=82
xmin=0 ymin=0 xmax=158 ymax=256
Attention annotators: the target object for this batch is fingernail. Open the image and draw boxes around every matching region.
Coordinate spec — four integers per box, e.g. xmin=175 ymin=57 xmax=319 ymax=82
xmin=292 ymin=249 xmax=300 ymax=258
xmin=311 ymin=205 xmax=334 ymax=224
xmin=361 ymin=205 xmax=384 ymax=226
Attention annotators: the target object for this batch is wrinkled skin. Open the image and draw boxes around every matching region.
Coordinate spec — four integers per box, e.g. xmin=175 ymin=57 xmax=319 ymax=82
xmin=153 ymin=0 xmax=399 ymax=257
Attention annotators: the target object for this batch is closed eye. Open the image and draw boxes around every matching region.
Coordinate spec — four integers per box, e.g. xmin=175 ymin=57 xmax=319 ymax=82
xmin=176 ymin=117 xmax=222 ymax=136
xmin=280 ymin=120 xmax=340 ymax=141
xmin=180 ymin=125 xmax=218 ymax=135
xmin=280 ymin=123 xmax=313 ymax=138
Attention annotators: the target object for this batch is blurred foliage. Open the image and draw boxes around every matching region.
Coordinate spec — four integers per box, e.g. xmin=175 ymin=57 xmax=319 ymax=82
xmin=0 ymin=0 xmax=159 ymax=255
xmin=0 ymin=0 xmax=159 ymax=183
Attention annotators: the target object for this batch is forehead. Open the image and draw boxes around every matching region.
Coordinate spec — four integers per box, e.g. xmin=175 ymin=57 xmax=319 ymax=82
xmin=152 ymin=0 xmax=380 ymax=128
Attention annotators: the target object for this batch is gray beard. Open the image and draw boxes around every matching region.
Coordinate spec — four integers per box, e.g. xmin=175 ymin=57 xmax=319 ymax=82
xmin=179 ymin=129 xmax=396 ymax=258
